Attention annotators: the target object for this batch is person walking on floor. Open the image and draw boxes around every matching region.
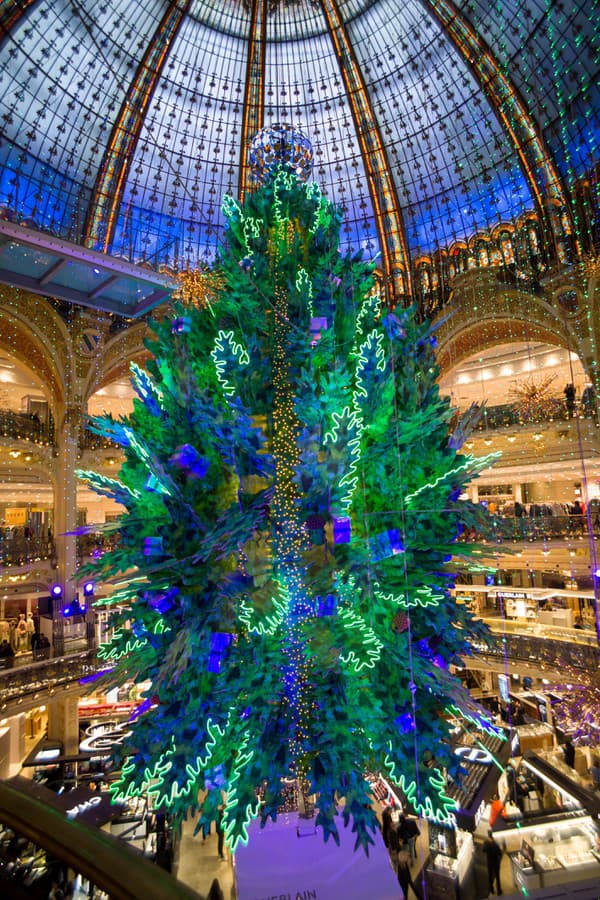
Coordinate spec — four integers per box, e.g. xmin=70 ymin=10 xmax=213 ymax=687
xmin=216 ymin=804 xmax=225 ymax=860
xmin=482 ymin=829 xmax=503 ymax=896
xmin=381 ymin=804 xmax=394 ymax=848
xmin=564 ymin=382 xmax=576 ymax=417
xmin=589 ymin=758 xmax=600 ymax=791
xmin=396 ymin=839 xmax=418 ymax=899
xmin=398 ymin=812 xmax=420 ymax=864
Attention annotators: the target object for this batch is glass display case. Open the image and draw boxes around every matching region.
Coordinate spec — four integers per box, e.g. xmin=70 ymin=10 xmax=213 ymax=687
xmin=425 ymin=824 xmax=473 ymax=898
xmin=508 ymin=816 xmax=600 ymax=891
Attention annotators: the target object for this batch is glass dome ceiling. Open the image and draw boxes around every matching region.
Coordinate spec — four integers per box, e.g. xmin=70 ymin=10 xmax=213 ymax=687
xmin=0 ymin=0 xmax=598 ymax=281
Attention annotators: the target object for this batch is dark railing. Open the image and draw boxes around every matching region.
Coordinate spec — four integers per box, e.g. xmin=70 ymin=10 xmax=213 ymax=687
xmin=0 ymin=410 xmax=54 ymax=445
xmin=78 ymin=428 xmax=122 ymax=452
xmin=77 ymin=533 xmax=120 ymax=560
xmin=0 ymin=408 xmax=121 ymax=453
xmin=471 ymin=632 xmax=600 ymax=671
xmin=471 ymin=401 xmax=595 ymax=432
xmin=0 ymin=537 xmax=55 ymax=566
xmin=0 ymin=534 xmax=119 ymax=567
xmin=0 ymin=649 xmax=100 ymax=708
xmin=461 ymin=513 xmax=599 ymax=544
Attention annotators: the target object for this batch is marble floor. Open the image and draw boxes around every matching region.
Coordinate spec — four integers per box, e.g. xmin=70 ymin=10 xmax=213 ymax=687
xmin=174 ymin=809 xmax=235 ymax=899
xmin=173 ymin=811 xmax=521 ymax=900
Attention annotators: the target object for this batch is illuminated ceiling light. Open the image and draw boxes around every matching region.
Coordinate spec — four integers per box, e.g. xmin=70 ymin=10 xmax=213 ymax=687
xmin=499 ymin=365 xmax=513 ymax=376
xmin=506 ymin=435 xmax=516 ymax=442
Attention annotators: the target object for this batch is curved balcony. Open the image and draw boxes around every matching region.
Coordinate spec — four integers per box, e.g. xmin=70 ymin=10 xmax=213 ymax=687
xmin=463 ymin=400 xmax=597 ymax=433
xmin=0 ymin=537 xmax=56 ymax=568
xmin=0 ymin=409 xmax=123 ymax=454
xmin=0 ymin=649 xmax=101 ymax=714
xmin=470 ymin=629 xmax=600 ymax=672
xmin=0 ymin=410 xmax=54 ymax=446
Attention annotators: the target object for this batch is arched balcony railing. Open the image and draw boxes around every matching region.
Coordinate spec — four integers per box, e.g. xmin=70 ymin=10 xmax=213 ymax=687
xmin=0 ymin=649 xmax=99 ymax=709
xmin=470 ymin=401 xmax=594 ymax=431
xmin=0 ymin=410 xmax=54 ymax=446
xmin=0 ymin=408 xmax=122 ymax=454
xmin=470 ymin=632 xmax=599 ymax=672
xmin=0 ymin=536 xmax=56 ymax=567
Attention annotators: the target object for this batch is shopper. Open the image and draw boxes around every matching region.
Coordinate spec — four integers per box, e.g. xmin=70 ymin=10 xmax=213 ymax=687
xmin=489 ymin=793 xmax=507 ymax=829
xmin=482 ymin=829 xmax=503 ymax=896
xmin=216 ymin=804 xmax=225 ymax=860
xmin=564 ymin=382 xmax=576 ymax=417
xmin=396 ymin=839 xmax=417 ymax=899
xmin=381 ymin=804 xmax=394 ymax=848
xmin=589 ymin=758 xmax=600 ymax=791
xmin=397 ymin=812 xmax=420 ymax=864
xmin=563 ymin=739 xmax=576 ymax=769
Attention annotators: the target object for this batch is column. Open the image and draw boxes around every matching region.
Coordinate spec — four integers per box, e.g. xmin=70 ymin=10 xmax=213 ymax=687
xmin=53 ymin=405 xmax=82 ymax=657
xmin=47 ymin=695 xmax=80 ymax=756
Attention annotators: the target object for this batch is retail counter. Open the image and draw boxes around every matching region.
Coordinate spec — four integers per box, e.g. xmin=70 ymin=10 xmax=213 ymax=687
xmin=425 ymin=829 xmax=473 ymax=899
xmin=516 ymin=722 xmax=554 ymax=752
xmin=506 ymin=816 xmax=600 ymax=893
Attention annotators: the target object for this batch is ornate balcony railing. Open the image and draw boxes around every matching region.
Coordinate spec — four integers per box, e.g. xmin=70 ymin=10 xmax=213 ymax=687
xmin=469 ymin=401 xmax=595 ymax=432
xmin=471 ymin=632 xmax=600 ymax=672
xmin=0 ymin=537 xmax=55 ymax=566
xmin=0 ymin=410 xmax=54 ymax=445
xmin=0 ymin=649 xmax=101 ymax=710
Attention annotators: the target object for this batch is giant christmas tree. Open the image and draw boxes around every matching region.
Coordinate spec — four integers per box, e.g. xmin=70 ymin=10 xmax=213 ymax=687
xmin=78 ymin=126 xmax=502 ymax=853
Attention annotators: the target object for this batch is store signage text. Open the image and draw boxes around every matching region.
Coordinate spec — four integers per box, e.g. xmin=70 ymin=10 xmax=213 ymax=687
xmin=66 ymin=795 xmax=102 ymax=819
xmin=495 ymin=591 xmax=527 ymax=600
xmin=454 ymin=746 xmax=493 ymax=765
xmin=79 ymin=721 xmax=132 ymax=753
xmin=254 ymin=893 xmax=317 ymax=900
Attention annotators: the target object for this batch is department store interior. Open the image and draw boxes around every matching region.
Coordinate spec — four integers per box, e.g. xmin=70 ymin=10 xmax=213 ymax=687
xmin=0 ymin=1 xmax=600 ymax=899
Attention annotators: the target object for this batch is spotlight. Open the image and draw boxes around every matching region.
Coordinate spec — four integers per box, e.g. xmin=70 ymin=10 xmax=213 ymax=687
xmin=82 ymin=581 xmax=95 ymax=598
xmin=50 ymin=584 xmax=63 ymax=599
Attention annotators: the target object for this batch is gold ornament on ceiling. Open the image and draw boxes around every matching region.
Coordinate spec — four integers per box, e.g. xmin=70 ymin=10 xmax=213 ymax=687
xmin=509 ymin=373 xmax=562 ymax=424
xmin=173 ymin=266 xmax=225 ymax=309
xmin=582 ymin=254 xmax=600 ymax=280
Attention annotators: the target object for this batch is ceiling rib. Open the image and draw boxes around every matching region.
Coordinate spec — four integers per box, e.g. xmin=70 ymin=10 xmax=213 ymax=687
xmin=83 ymin=0 xmax=193 ymax=254
xmin=239 ymin=0 xmax=267 ymax=201
xmin=423 ymin=0 xmax=577 ymax=261
xmin=318 ymin=0 xmax=412 ymax=304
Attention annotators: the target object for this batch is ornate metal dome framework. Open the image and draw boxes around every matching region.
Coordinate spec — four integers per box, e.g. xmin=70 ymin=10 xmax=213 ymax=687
xmin=0 ymin=0 xmax=598 ymax=313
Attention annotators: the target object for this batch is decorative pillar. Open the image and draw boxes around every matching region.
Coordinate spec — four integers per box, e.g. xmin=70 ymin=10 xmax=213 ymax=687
xmin=52 ymin=404 xmax=82 ymax=656
xmin=47 ymin=696 xmax=80 ymax=756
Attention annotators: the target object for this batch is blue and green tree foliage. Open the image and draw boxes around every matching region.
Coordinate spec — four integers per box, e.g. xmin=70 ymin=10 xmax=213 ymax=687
xmin=78 ymin=166 xmax=501 ymax=853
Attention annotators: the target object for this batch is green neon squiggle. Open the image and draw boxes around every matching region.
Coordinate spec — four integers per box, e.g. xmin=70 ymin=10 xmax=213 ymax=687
xmin=338 ymin=607 xmax=383 ymax=671
xmin=212 ymin=330 xmax=250 ymax=396
xmin=238 ymin=582 xmax=288 ymax=635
